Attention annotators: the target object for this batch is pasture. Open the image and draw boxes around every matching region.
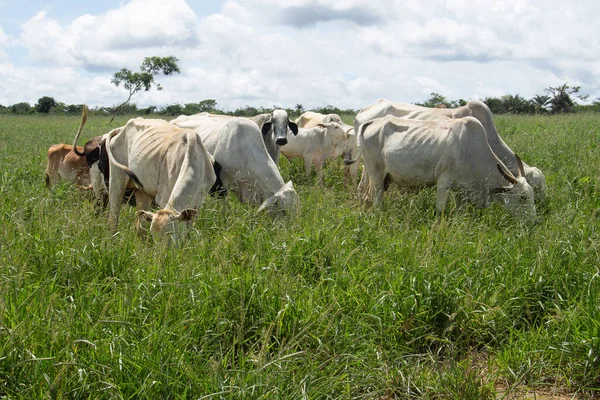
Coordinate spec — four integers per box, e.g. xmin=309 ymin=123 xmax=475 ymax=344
xmin=1 ymin=112 xmax=599 ymax=398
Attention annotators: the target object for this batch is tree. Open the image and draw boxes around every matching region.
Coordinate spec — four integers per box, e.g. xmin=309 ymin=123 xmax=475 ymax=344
xmin=110 ymin=55 xmax=181 ymax=121
xmin=482 ymin=97 xmax=505 ymax=114
xmin=417 ymin=92 xmax=450 ymax=108
xmin=35 ymin=96 xmax=57 ymax=113
xmin=65 ymin=104 xmax=83 ymax=114
xmin=501 ymin=94 xmax=530 ymax=114
xmin=163 ymin=104 xmax=184 ymax=116
xmin=10 ymin=102 xmax=33 ymax=114
xmin=198 ymin=99 xmax=218 ymax=113
xmin=546 ymin=83 xmax=586 ymax=114
xmin=530 ymin=95 xmax=551 ymax=114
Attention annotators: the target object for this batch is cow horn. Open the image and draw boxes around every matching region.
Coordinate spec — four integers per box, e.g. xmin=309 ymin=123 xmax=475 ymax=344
xmin=515 ymin=154 xmax=525 ymax=178
xmin=497 ymin=163 xmax=518 ymax=185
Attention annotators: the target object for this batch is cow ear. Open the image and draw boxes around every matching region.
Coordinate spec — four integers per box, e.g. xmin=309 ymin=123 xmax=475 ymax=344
xmin=288 ymin=121 xmax=299 ymax=135
xmin=177 ymin=209 xmax=198 ymax=222
xmin=137 ymin=210 xmax=154 ymax=222
xmin=262 ymin=122 xmax=273 ymax=136
xmin=286 ymin=180 xmax=294 ymax=189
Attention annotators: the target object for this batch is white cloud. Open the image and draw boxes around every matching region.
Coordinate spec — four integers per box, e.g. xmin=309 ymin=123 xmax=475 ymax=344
xmin=18 ymin=0 xmax=198 ymax=70
xmin=3 ymin=0 xmax=600 ymax=109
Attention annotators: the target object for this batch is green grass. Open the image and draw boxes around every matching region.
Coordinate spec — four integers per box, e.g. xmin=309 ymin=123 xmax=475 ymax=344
xmin=1 ymin=113 xmax=599 ymax=398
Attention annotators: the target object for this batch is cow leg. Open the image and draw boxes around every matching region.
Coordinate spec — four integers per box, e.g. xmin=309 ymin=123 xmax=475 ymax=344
xmin=436 ymin=185 xmax=450 ymax=217
xmin=357 ymin=168 xmax=371 ymax=204
xmin=314 ymin=158 xmax=325 ymax=186
xmin=108 ymin=169 xmax=129 ymax=233
xmin=303 ymin=155 xmax=313 ymax=178
xmin=350 ymin=162 xmax=359 ymax=188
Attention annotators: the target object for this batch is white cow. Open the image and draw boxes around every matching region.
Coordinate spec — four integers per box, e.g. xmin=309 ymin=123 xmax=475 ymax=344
xmin=170 ymin=115 xmax=300 ymax=217
xmin=280 ymin=122 xmax=349 ymax=184
xmin=295 ymin=111 xmax=358 ymax=186
xmin=185 ymin=110 xmax=298 ymax=164
xmin=354 ymin=99 xmax=547 ymax=202
xmin=347 ymin=116 xmax=536 ymax=220
xmin=105 ymin=118 xmax=216 ymax=240
xmin=249 ymin=110 xmax=299 ymax=164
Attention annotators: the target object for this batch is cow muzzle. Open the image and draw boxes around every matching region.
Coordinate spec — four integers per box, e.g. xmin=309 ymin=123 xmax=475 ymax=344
xmin=276 ymin=137 xmax=288 ymax=146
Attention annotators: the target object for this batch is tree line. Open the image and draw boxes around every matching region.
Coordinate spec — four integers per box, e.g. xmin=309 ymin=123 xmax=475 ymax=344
xmin=2 ymin=83 xmax=599 ymax=117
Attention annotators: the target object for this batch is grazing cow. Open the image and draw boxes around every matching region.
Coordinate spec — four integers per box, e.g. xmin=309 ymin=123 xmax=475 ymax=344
xmin=105 ymin=118 xmax=216 ymax=239
xmin=346 ymin=116 xmax=536 ymax=220
xmin=45 ymin=144 xmax=91 ymax=188
xmin=180 ymin=110 xmax=298 ymax=164
xmin=354 ymin=99 xmax=547 ymax=202
xmin=170 ymin=115 xmax=300 ymax=217
xmin=280 ymin=122 xmax=349 ymax=184
xmin=295 ymin=111 xmax=357 ymax=185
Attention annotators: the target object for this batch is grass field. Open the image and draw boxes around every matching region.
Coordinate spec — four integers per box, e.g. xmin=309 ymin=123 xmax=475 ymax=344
xmin=1 ymin=112 xmax=599 ymax=399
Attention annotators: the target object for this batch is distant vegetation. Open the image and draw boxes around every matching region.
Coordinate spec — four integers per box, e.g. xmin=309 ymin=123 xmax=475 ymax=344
xmin=2 ymin=82 xmax=600 ymax=117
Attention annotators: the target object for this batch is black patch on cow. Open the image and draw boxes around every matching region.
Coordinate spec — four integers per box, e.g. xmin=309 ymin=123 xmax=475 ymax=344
xmin=288 ymin=121 xmax=299 ymax=135
xmin=262 ymin=122 xmax=273 ymax=136
xmin=97 ymin=140 xmax=110 ymax=188
xmin=209 ymin=160 xmax=227 ymax=198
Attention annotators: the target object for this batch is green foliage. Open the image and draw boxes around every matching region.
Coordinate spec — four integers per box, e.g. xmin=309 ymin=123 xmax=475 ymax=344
xmin=500 ymin=94 xmax=532 ymax=114
xmin=198 ymin=99 xmax=218 ymax=113
xmin=546 ymin=82 xmax=584 ymax=114
xmin=34 ymin=96 xmax=57 ymax=113
xmin=530 ymin=94 xmax=551 ymax=114
xmin=1 ymin=113 xmax=600 ymax=398
xmin=416 ymin=92 xmax=467 ymax=108
xmin=162 ymin=103 xmax=184 ymax=116
xmin=10 ymin=102 xmax=33 ymax=114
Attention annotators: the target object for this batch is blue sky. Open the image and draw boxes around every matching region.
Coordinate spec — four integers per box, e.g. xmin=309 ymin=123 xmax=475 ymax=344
xmin=1 ymin=0 xmax=598 ymax=110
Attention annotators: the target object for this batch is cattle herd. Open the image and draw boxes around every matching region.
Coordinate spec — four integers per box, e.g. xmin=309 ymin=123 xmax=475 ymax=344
xmin=44 ymin=99 xmax=546 ymax=243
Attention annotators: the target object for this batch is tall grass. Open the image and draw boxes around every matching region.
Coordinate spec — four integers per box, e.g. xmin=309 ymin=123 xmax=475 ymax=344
xmin=0 ymin=113 xmax=599 ymax=398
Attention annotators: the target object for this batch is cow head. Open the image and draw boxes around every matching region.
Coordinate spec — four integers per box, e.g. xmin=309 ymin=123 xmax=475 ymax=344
xmin=257 ymin=181 xmax=300 ymax=218
xmin=494 ymin=155 xmax=536 ymax=221
xmin=262 ymin=109 xmax=298 ymax=146
xmin=137 ymin=208 xmax=198 ymax=240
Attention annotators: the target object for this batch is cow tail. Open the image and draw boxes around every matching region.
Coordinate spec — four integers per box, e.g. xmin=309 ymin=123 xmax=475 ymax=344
xmin=72 ymin=105 xmax=89 ymax=157
xmin=343 ymin=120 xmax=373 ymax=165
xmin=104 ymin=127 xmax=145 ymax=191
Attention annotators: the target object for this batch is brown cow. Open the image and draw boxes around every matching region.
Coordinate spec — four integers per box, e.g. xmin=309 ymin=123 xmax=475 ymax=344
xmin=45 ymin=144 xmax=91 ymax=188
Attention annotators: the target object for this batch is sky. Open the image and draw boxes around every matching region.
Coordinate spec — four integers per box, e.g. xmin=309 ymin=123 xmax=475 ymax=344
xmin=0 ymin=0 xmax=599 ymax=111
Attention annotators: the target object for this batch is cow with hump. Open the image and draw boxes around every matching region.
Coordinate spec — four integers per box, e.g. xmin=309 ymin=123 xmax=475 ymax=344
xmin=186 ymin=109 xmax=298 ymax=164
xmin=105 ymin=117 xmax=216 ymax=241
xmin=346 ymin=116 xmax=536 ymax=221
xmin=295 ymin=111 xmax=357 ymax=186
xmin=354 ymin=99 xmax=547 ymax=203
xmin=170 ymin=115 xmax=299 ymax=218
xmin=280 ymin=121 xmax=351 ymax=185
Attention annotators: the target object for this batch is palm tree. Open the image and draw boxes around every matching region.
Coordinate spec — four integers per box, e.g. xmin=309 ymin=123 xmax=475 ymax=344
xmin=530 ymin=95 xmax=551 ymax=114
xmin=501 ymin=94 xmax=529 ymax=114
